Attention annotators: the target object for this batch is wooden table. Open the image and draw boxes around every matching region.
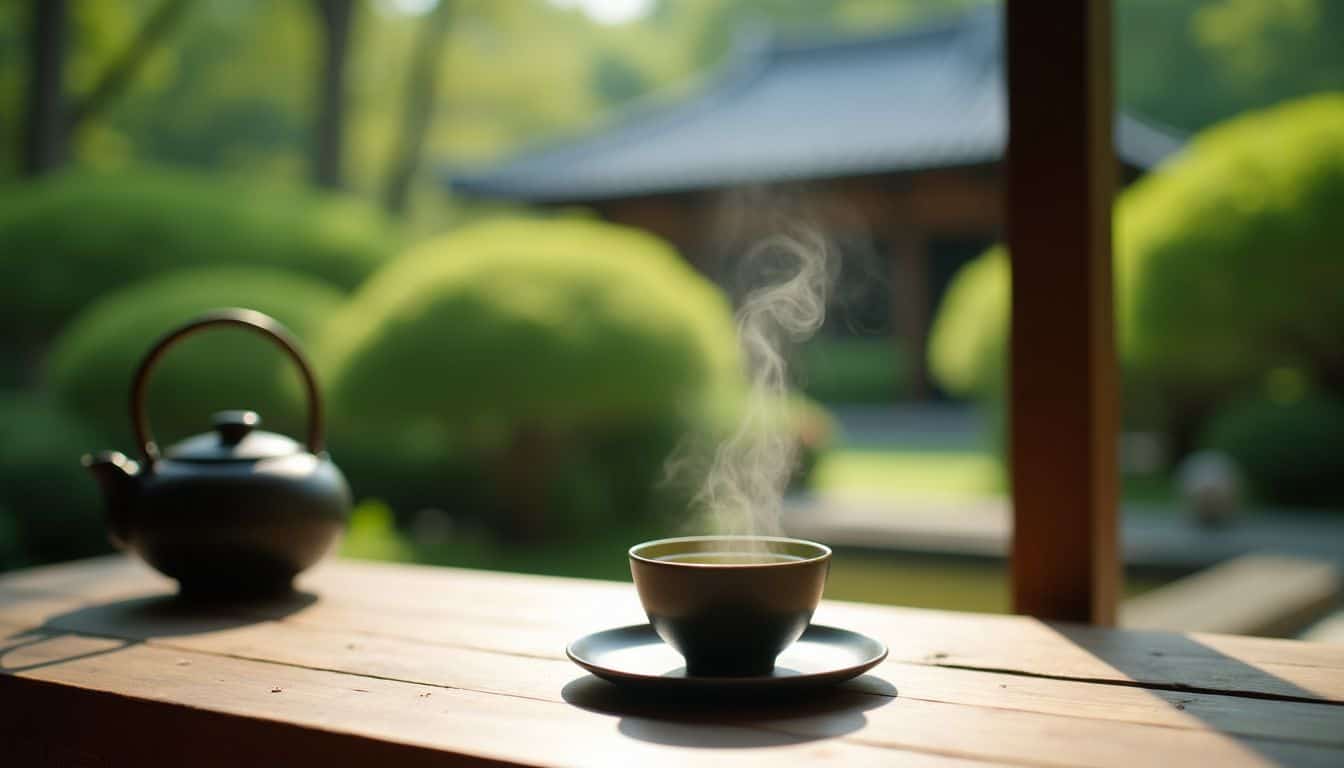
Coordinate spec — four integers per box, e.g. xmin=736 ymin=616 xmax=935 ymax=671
xmin=2 ymin=556 xmax=1342 ymax=766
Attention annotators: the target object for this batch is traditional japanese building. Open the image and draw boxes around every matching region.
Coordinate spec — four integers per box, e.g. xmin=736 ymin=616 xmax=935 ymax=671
xmin=449 ymin=8 xmax=1181 ymax=398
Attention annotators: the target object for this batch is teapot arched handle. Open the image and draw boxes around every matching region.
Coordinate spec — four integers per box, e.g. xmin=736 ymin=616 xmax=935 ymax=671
xmin=130 ymin=308 xmax=324 ymax=464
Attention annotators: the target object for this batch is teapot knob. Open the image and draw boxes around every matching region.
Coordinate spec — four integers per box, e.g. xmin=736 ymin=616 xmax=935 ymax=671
xmin=213 ymin=410 xmax=261 ymax=446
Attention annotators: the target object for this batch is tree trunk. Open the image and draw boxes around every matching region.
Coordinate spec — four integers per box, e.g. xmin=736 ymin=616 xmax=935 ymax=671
xmin=65 ymin=0 xmax=192 ymax=132
xmin=23 ymin=0 xmax=67 ymax=176
xmin=312 ymin=0 xmax=354 ymax=190
xmin=382 ymin=0 xmax=453 ymax=215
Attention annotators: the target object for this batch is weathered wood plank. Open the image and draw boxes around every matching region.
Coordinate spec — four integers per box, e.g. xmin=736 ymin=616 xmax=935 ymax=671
xmin=2 ymin=637 xmax=937 ymax=768
xmin=5 ymin=589 xmax=1341 ymax=751
xmin=1122 ymin=555 xmax=1341 ymax=636
xmin=7 ymin=556 xmax=1344 ymax=704
xmin=4 ymin=562 xmax=1344 ymax=763
xmin=4 ymin=625 xmax=1341 ymax=768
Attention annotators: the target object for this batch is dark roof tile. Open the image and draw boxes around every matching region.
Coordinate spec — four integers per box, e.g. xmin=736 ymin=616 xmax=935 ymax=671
xmin=450 ymin=8 xmax=1182 ymax=202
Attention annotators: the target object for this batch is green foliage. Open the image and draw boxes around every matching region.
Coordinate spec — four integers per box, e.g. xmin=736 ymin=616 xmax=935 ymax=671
xmin=341 ymin=500 xmax=415 ymax=563
xmin=321 ymin=217 xmax=743 ymax=535
xmin=0 ymin=170 xmax=393 ymax=363
xmin=1118 ymin=0 xmax=1344 ymax=133
xmin=592 ymin=51 xmax=648 ymax=105
xmin=1201 ymin=397 xmax=1344 ymax=509
xmin=324 ymin=217 xmax=741 ymax=435
xmin=928 ymin=248 xmax=1008 ymax=399
xmin=797 ymin=337 xmax=909 ymax=403
xmin=48 ymin=266 xmax=345 ymax=450
xmin=930 ymin=94 xmax=1344 ymax=415
xmin=1124 ymin=94 xmax=1344 ymax=400
xmin=0 ymin=393 xmax=111 ymax=569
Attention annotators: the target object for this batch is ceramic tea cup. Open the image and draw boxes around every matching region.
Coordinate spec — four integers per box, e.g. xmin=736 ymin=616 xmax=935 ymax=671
xmin=629 ymin=535 xmax=831 ymax=676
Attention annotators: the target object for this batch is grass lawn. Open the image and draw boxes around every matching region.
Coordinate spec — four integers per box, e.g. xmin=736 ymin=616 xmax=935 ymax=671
xmin=813 ymin=448 xmax=1003 ymax=500
xmin=813 ymin=447 xmax=1175 ymax=504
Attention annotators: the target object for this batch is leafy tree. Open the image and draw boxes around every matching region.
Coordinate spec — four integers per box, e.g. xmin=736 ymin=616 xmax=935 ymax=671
xmin=382 ymin=0 xmax=454 ymax=214
xmin=929 ymin=94 xmax=1344 ymax=454
xmin=591 ymin=50 xmax=647 ymax=105
xmin=18 ymin=0 xmax=191 ymax=176
xmin=1117 ymin=0 xmax=1344 ymax=132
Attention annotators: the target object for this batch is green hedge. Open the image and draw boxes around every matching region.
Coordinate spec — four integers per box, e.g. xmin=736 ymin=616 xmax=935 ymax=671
xmin=930 ymin=94 xmax=1344 ymax=433
xmin=320 ymin=217 xmax=744 ymax=538
xmin=48 ymin=266 xmax=345 ymax=449
xmin=0 ymin=393 xmax=110 ymax=569
xmin=797 ymin=337 xmax=909 ymax=403
xmin=928 ymin=250 xmax=1009 ymax=399
xmin=1125 ymin=95 xmax=1344 ymax=400
xmin=0 ymin=170 xmax=393 ymax=379
xmin=1201 ymin=397 xmax=1344 ymax=509
xmin=323 ymin=217 xmax=742 ymax=433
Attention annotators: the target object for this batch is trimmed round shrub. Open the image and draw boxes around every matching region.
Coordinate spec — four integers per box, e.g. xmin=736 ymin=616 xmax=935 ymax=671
xmin=928 ymin=248 xmax=1008 ymax=399
xmin=1126 ymin=95 xmax=1344 ymax=399
xmin=48 ymin=266 xmax=345 ymax=450
xmin=321 ymin=217 xmax=744 ymax=538
xmin=324 ymin=218 xmax=742 ymax=432
xmin=929 ymin=94 xmax=1344 ymax=443
xmin=1201 ymin=397 xmax=1344 ymax=509
xmin=0 ymin=169 xmax=393 ymax=380
xmin=0 ymin=393 xmax=110 ymax=568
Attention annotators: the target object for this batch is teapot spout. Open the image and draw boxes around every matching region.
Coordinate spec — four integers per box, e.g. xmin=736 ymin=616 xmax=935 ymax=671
xmin=82 ymin=451 xmax=140 ymax=547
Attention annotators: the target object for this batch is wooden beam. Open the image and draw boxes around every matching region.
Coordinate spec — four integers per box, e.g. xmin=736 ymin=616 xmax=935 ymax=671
xmin=888 ymin=232 xmax=930 ymax=401
xmin=1005 ymin=0 xmax=1120 ymax=624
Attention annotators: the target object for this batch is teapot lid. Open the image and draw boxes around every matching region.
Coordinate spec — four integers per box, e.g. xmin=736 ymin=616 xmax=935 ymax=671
xmin=164 ymin=411 xmax=304 ymax=463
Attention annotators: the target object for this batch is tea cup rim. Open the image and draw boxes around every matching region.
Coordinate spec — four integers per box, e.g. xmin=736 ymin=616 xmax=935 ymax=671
xmin=629 ymin=535 xmax=831 ymax=568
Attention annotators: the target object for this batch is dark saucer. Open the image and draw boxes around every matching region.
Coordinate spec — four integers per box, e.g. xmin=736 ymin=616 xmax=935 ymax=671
xmin=567 ymin=624 xmax=887 ymax=692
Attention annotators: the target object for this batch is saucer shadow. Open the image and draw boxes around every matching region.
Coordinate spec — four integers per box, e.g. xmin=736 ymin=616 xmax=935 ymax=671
xmin=1 ymin=590 xmax=318 ymax=674
xmin=561 ymin=674 xmax=898 ymax=749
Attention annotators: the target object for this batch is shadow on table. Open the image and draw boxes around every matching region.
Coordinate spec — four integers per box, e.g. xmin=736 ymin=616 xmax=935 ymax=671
xmin=0 ymin=590 xmax=317 ymax=674
xmin=1052 ymin=623 xmax=1340 ymax=763
xmin=561 ymin=674 xmax=897 ymax=748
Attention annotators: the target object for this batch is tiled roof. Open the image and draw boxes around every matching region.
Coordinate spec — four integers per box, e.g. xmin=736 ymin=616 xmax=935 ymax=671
xmin=449 ymin=7 xmax=1183 ymax=203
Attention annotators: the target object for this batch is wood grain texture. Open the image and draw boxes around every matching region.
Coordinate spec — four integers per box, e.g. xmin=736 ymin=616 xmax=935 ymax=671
xmin=8 ymin=556 xmax=1344 ymax=700
xmin=4 ymin=557 xmax=1344 ymax=767
xmin=1122 ymin=555 xmax=1341 ymax=636
xmin=1004 ymin=0 xmax=1121 ymax=624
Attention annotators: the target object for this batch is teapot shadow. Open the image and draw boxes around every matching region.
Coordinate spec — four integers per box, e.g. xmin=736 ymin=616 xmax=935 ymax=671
xmin=561 ymin=674 xmax=897 ymax=749
xmin=0 ymin=590 xmax=317 ymax=674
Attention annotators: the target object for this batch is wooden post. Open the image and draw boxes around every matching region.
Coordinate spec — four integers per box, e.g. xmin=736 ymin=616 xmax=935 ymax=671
xmin=888 ymin=232 xmax=930 ymax=401
xmin=1005 ymin=0 xmax=1119 ymax=624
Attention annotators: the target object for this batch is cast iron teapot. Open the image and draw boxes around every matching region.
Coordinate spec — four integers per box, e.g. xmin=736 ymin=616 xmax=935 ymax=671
xmin=83 ymin=308 xmax=351 ymax=597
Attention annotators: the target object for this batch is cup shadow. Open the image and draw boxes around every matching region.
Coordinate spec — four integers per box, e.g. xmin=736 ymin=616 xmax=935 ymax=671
xmin=1 ymin=590 xmax=317 ymax=674
xmin=561 ymin=674 xmax=898 ymax=749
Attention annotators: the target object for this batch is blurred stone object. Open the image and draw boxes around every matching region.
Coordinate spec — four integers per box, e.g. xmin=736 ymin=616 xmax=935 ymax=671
xmin=1178 ymin=451 xmax=1243 ymax=527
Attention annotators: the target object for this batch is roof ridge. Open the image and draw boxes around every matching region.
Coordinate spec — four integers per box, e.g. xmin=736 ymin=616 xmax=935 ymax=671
xmin=757 ymin=5 xmax=995 ymax=62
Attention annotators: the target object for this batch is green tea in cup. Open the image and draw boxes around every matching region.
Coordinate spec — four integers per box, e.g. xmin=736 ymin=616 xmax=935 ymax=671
xmin=630 ymin=535 xmax=831 ymax=676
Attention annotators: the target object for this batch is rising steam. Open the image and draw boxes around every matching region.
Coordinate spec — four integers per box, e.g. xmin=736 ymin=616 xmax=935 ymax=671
xmin=690 ymin=225 xmax=835 ymax=539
